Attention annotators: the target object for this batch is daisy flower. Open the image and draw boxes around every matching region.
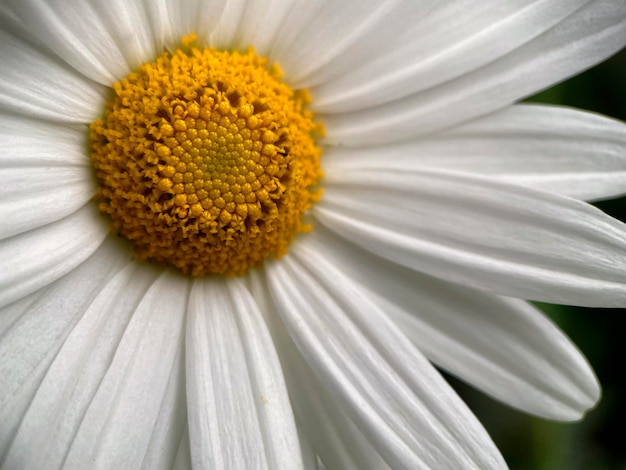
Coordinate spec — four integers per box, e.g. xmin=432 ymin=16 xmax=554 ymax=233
xmin=1 ymin=1 xmax=626 ymax=469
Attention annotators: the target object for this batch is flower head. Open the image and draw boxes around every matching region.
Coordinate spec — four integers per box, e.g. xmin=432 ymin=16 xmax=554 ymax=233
xmin=1 ymin=1 xmax=626 ymax=469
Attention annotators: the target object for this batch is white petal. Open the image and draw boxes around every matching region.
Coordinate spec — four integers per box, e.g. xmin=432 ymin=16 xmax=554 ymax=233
xmin=0 ymin=289 xmax=41 ymax=338
xmin=87 ymin=0 xmax=157 ymax=71
xmin=235 ymin=0 xmax=296 ymax=56
xmin=6 ymin=0 xmax=134 ymax=84
xmin=189 ymin=0 xmax=229 ymax=46
xmin=324 ymin=104 xmax=626 ymax=202
xmin=0 ymin=238 xmax=128 ymax=458
xmin=141 ymin=351 xmax=189 ymax=470
xmin=0 ymin=114 xmax=90 ymax=167
xmin=248 ymin=270 xmax=392 ymax=470
xmin=2 ymin=263 xmax=159 ymax=470
xmin=266 ymin=249 xmax=506 ymax=469
xmin=305 ymin=227 xmax=600 ymax=420
xmin=316 ymin=168 xmax=626 ymax=307
xmin=203 ymin=0 xmax=247 ymax=49
xmin=142 ymin=0 xmax=226 ymax=51
xmin=0 ymin=167 xmax=95 ymax=240
xmin=0 ymin=26 xmax=106 ymax=123
xmin=271 ymin=0 xmax=438 ymax=88
xmin=186 ymin=277 xmax=302 ymax=470
xmin=389 ymin=295 xmax=600 ymax=421
xmin=181 ymin=0 xmax=223 ymax=42
xmin=173 ymin=427 xmax=192 ymax=470
xmin=0 ymin=204 xmax=109 ymax=309
xmin=311 ymin=0 xmax=590 ymax=111
xmin=0 ymin=114 xmax=95 ymax=239
xmin=291 ymin=378 xmax=392 ymax=470
xmin=140 ymin=0 xmax=178 ymax=51
xmin=62 ymin=271 xmax=188 ymax=469
xmin=321 ymin=0 xmax=626 ymax=145
xmin=298 ymin=432 xmax=325 ymax=470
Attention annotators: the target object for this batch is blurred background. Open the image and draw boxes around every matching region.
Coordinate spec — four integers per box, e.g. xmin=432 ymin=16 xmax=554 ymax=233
xmin=447 ymin=48 xmax=626 ymax=470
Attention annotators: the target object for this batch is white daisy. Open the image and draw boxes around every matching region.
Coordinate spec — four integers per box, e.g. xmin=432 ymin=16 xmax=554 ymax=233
xmin=1 ymin=1 xmax=626 ymax=469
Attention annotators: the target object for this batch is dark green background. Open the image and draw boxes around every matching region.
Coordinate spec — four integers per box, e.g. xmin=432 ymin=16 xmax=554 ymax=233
xmin=448 ymin=48 xmax=626 ymax=470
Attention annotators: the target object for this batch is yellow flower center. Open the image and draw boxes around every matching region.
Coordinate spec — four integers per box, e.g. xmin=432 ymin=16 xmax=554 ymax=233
xmin=90 ymin=35 xmax=323 ymax=276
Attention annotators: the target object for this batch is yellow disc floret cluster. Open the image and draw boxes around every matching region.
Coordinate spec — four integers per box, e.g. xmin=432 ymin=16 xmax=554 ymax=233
xmin=90 ymin=36 xmax=323 ymax=276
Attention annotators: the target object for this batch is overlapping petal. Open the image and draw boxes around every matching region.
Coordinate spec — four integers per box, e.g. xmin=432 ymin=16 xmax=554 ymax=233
xmin=186 ymin=277 xmax=302 ymax=469
xmin=172 ymin=428 xmax=192 ymax=470
xmin=235 ymin=0 xmax=296 ymax=56
xmin=323 ymin=104 xmax=626 ymax=202
xmin=0 ymin=167 xmax=95 ymax=240
xmin=321 ymin=0 xmax=626 ymax=145
xmin=61 ymin=271 xmax=188 ymax=469
xmin=0 ymin=205 xmax=109 ymax=309
xmin=267 ymin=248 xmax=506 ymax=469
xmin=0 ymin=114 xmax=90 ymax=167
xmin=316 ymin=167 xmax=626 ymax=307
xmin=305 ymin=227 xmax=600 ymax=420
xmin=83 ymin=0 xmax=157 ymax=71
xmin=1 ymin=263 xmax=157 ymax=469
xmin=204 ymin=0 xmax=248 ymax=50
xmin=6 ymin=0 xmax=138 ymax=83
xmin=0 ymin=113 xmax=96 ymax=239
xmin=272 ymin=0 xmax=438 ymax=88
xmin=142 ymin=0 xmax=228 ymax=51
xmin=249 ymin=270 xmax=392 ymax=470
xmin=0 ymin=24 xmax=106 ymax=122
xmin=311 ymin=0 xmax=591 ymax=111
xmin=0 ymin=240 xmax=128 ymax=461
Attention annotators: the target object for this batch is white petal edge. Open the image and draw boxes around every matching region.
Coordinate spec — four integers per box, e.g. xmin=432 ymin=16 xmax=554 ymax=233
xmin=2 ymin=262 xmax=159 ymax=470
xmin=0 ymin=166 xmax=95 ymax=240
xmin=235 ymin=0 xmax=297 ymax=56
xmin=0 ymin=25 xmax=106 ymax=123
xmin=248 ymin=270 xmax=393 ymax=470
xmin=186 ymin=277 xmax=303 ymax=470
xmin=6 ymin=0 xmax=133 ymax=84
xmin=140 ymin=0 xmax=179 ymax=51
xmin=204 ymin=0 xmax=247 ymax=50
xmin=323 ymin=104 xmax=626 ymax=202
xmin=304 ymin=227 xmax=600 ymax=420
xmin=271 ymin=0 xmax=439 ymax=88
xmin=266 ymin=249 xmax=506 ymax=469
xmin=0 ymin=204 xmax=110 ymax=309
xmin=0 ymin=114 xmax=90 ymax=167
xmin=62 ymin=271 xmax=188 ymax=469
xmin=0 ymin=238 xmax=129 ymax=461
xmin=321 ymin=0 xmax=626 ymax=146
xmin=183 ymin=0 xmax=226 ymax=44
xmin=298 ymin=430 xmax=325 ymax=470
xmin=173 ymin=427 xmax=192 ymax=470
xmin=142 ymin=0 xmax=227 ymax=51
xmin=316 ymin=167 xmax=626 ymax=307
xmin=87 ymin=0 xmax=157 ymax=72
xmin=310 ymin=0 xmax=591 ymax=111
